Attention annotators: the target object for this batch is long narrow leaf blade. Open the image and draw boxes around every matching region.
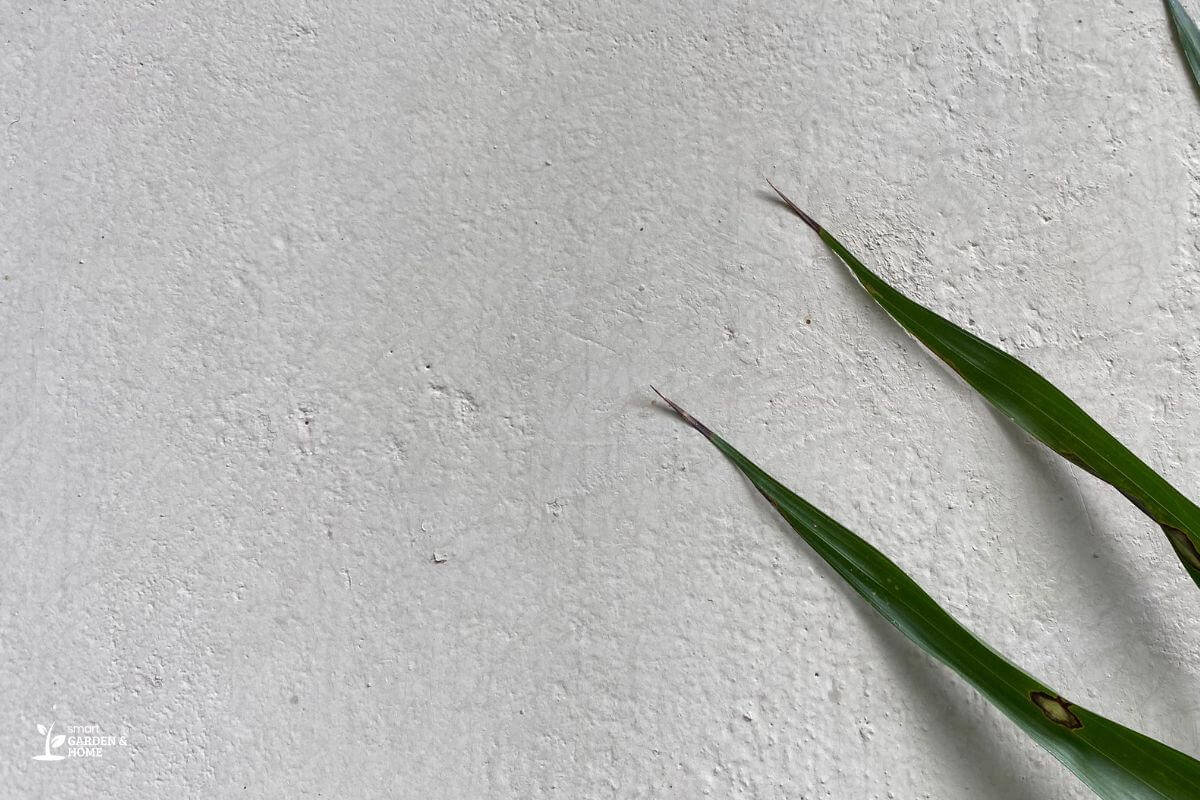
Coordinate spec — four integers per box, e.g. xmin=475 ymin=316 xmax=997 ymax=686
xmin=766 ymin=180 xmax=1200 ymax=591
xmin=1167 ymin=0 xmax=1200 ymax=91
xmin=654 ymin=389 xmax=1200 ymax=798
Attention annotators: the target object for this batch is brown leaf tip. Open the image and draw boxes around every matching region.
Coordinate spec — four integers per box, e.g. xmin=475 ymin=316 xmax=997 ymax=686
xmin=765 ymin=178 xmax=822 ymax=233
xmin=1030 ymin=691 xmax=1083 ymax=730
xmin=651 ymin=387 xmax=715 ymax=439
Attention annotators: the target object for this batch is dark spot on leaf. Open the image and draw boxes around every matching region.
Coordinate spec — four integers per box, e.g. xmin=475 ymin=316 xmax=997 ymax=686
xmin=1163 ymin=525 xmax=1200 ymax=570
xmin=1112 ymin=487 xmax=1200 ymax=571
xmin=1057 ymin=449 xmax=1093 ymax=474
xmin=1115 ymin=487 xmax=1152 ymax=517
xmin=1030 ymin=691 xmax=1082 ymax=730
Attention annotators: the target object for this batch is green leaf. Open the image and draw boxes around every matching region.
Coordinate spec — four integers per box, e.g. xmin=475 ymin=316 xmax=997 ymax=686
xmin=653 ymin=388 xmax=1200 ymax=798
xmin=766 ymin=180 xmax=1200 ymax=591
xmin=1167 ymin=0 xmax=1200 ymax=91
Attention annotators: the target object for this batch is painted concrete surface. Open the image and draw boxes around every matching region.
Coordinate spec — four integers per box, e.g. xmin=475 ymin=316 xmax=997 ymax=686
xmin=3 ymin=1 xmax=1200 ymax=797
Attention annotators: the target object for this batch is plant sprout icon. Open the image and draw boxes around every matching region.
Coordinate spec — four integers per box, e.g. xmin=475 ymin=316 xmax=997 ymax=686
xmin=33 ymin=723 xmax=65 ymax=761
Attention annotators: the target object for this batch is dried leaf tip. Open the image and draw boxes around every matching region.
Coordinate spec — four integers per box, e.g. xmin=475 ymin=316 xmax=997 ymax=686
xmin=651 ymin=386 xmax=715 ymax=439
xmin=765 ymin=178 xmax=822 ymax=233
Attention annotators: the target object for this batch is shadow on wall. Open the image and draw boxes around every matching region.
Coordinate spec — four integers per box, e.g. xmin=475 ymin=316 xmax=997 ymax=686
xmin=750 ymin=487 xmax=1040 ymax=800
xmin=650 ymin=399 xmax=1033 ymax=799
xmin=987 ymin=403 xmax=1200 ymax=717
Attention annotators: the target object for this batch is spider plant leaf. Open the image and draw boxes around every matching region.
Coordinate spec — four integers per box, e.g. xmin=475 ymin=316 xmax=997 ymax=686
xmin=1167 ymin=0 xmax=1200 ymax=90
xmin=653 ymin=388 xmax=1200 ymax=798
xmin=765 ymin=180 xmax=1200 ymax=591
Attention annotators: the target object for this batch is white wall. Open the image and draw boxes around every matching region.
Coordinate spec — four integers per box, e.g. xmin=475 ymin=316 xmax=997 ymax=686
xmin=4 ymin=1 xmax=1200 ymax=797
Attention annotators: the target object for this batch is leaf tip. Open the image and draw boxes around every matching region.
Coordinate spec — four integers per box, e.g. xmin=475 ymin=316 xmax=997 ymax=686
xmin=651 ymin=387 xmax=715 ymax=439
xmin=765 ymin=177 xmax=822 ymax=233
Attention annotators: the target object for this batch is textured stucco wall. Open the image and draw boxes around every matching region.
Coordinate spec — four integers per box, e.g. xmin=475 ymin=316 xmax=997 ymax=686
xmin=4 ymin=1 xmax=1200 ymax=797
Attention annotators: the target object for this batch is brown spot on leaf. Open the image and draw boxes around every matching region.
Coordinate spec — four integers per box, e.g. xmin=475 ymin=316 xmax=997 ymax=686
xmin=1115 ymin=487 xmax=1152 ymax=517
xmin=1111 ymin=488 xmax=1200 ymax=572
xmin=1163 ymin=525 xmax=1200 ymax=571
xmin=1030 ymin=691 xmax=1082 ymax=730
